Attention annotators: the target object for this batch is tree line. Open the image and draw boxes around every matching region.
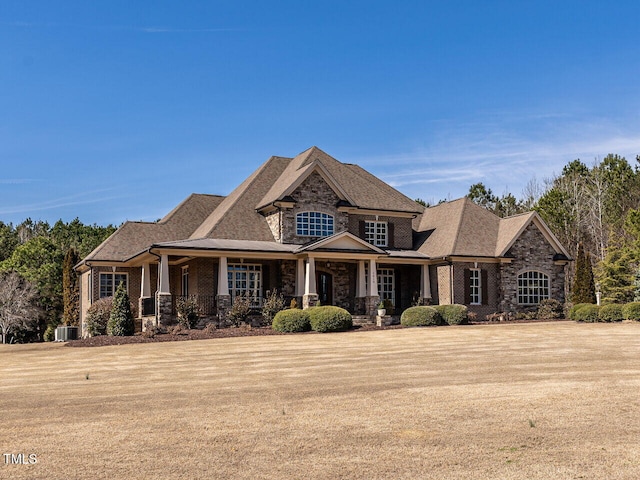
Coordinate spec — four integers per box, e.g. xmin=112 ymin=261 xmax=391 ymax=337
xmin=0 ymin=219 xmax=115 ymax=343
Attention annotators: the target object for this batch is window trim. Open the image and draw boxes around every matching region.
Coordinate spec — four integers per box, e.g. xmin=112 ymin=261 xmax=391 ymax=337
xmin=296 ymin=211 xmax=335 ymax=238
xmin=181 ymin=265 xmax=189 ymax=296
xmin=469 ymin=268 xmax=481 ymax=305
xmin=364 ymin=221 xmax=388 ymax=247
xmin=99 ymin=272 xmax=128 ymax=299
xmin=227 ymin=263 xmax=263 ymax=307
xmin=517 ymin=270 xmax=550 ymax=305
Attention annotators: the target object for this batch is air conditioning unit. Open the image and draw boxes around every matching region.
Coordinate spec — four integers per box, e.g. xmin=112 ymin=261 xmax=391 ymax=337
xmin=55 ymin=326 xmax=79 ymax=342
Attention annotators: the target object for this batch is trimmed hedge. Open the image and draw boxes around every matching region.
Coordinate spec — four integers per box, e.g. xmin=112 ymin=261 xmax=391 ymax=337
xmin=435 ymin=304 xmax=468 ymax=325
xmin=598 ymin=303 xmax=624 ymax=322
xmin=308 ymin=306 xmax=353 ymax=333
xmin=622 ymin=302 xmax=640 ymax=321
xmin=568 ymin=303 xmax=593 ymax=321
xmin=573 ymin=304 xmax=600 ymax=323
xmin=272 ymin=309 xmax=311 ymax=333
xmin=400 ymin=306 xmax=441 ymax=327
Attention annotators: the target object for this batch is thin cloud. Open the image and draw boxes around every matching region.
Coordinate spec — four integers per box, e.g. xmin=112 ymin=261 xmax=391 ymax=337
xmin=0 ymin=179 xmax=38 ymax=185
xmin=5 ymin=21 xmax=243 ymax=33
xmin=0 ymin=188 xmax=130 ymax=216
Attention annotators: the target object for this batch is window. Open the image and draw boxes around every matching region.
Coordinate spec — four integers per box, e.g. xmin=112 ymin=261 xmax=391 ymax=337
xmin=518 ymin=271 xmax=550 ymax=305
xmin=99 ymin=272 xmax=128 ymax=298
xmin=181 ymin=266 xmax=189 ymax=296
xmin=296 ymin=212 xmax=334 ymax=237
xmin=365 ymin=221 xmax=388 ymax=247
xmin=228 ymin=263 xmax=262 ymax=306
xmin=364 ymin=266 xmax=395 ymax=304
xmin=469 ymin=269 xmax=481 ymax=305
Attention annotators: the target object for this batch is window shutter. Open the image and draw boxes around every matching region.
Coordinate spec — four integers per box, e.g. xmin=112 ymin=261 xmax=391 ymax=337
xmin=481 ymin=269 xmax=488 ymax=305
xmin=464 ymin=269 xmax=471 ymax=304
xmin=359 ymin=221 xmax=366 ymax=239
xmin=387 ymin=223 xmax=395 ymax=248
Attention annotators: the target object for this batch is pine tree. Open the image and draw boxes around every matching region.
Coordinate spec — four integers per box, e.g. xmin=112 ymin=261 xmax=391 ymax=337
xmin=107 ymin=282 xmax=134 ymax=336
xmin=62 ymin=248 xmax=80 ymax=326
xmin=572 ymin=243 xmax=596 ymax=304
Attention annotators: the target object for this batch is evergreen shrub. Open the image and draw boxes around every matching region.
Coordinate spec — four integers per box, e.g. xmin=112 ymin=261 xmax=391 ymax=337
xmin=622 ymin=302 xmax=640 ymax=321
xmin=568 ymin=303 xmax=592 ymax=321
xmin=308 ymin=306 xmax=353 ymax=332
xmin=573 ymin=304 xmax=600 ymax=323
xmin=598 ymin=304 xmax=624 ymax=322
xmin=107 ymin=283 xmax=135 ymax=336
xmin=400 ymin=306 xmax=441 ymax=327
xmin=86 ymin=297 xmax=114 ymax=336
xmin=435 ymin=304 xmax=468 ymax=325
xmin=272 ymin=309 xmax=311 ymax=333
xmin=536 ymin=299 xmax=564 ymax=319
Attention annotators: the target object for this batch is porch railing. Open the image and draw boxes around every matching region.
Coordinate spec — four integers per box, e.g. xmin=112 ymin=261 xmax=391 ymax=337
xmin=172 ymin=295 xmax=217 ymax=316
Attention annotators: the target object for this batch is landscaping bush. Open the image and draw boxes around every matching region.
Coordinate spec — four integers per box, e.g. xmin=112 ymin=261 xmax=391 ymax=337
xmin=107 ymin=282 xmax=135 ymax=336
xmin=435 ymin=304 xmax=468 ymax=325
xmin=272 ymin=309 xmax=311 ymax=333
xmin=598 ymin=303 xmax=624 ymax=322
xmin=85 ymin=297 xmax=114 ymax=336
xmin=536 ymin=299 xmax=564 ymax=319
xmin=573 ymin=304 xmax=600 ymax=323
xmin=308 ymin=306 xmax=353 ymax=333
xmin=262 ymin=290 xmax=286 ymax=326
xmin=622 ymin=302 xmax=640 ymax=321
xmin=400 ymin=306 xmax=441 ymax=327
xmin=176 ymin=296 xmax=200 ymax=329
xmin=227 ymin=293 xmax=252 ymax=327
xmin=568 ymin=303 xmax=592 ymax=321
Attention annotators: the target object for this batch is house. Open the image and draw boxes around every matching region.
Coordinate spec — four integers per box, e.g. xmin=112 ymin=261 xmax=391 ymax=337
xmin=75 ymin=147 xmax=570 ymax=335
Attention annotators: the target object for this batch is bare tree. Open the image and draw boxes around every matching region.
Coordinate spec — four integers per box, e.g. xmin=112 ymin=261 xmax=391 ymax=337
xmin=0 ymin=271 xmax=39 ymax=344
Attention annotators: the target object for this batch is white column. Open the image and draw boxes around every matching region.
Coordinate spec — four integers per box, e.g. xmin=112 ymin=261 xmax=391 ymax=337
xmin=305 ymin=257 xmax=317 ymax=295
xmin=368 ymin=258 xmax=378 ymax=297
xmin=420 ymin=263 xmax=432 ymax=299
xmin=141 ymin=262 xmax=151 ymax=297
xmin=357 ymin=260 xmax=367 ymax=297
xmin=158 ymin=254 xmax=171 ymax=294
xmin=295 ymin=258 xmax=305 ymax=297
xmin=218 ymin=256 xmax=229 ymax=296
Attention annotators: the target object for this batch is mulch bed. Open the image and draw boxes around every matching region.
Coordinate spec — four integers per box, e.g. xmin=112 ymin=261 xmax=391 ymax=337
xmin=64 ymin=318 xmax=565 ymax=348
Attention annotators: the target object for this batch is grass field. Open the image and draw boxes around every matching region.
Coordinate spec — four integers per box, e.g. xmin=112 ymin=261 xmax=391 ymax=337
xmin=1 ymin=321 xmax=639 ymax=479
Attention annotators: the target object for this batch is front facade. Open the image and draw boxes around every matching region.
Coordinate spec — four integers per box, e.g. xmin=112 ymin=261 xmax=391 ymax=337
xmin=76 ymin=147 xmax=570 ymax=334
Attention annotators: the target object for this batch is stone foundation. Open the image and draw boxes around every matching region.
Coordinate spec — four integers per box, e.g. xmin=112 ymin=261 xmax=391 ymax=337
xmin=156 ymin=293 xmax=173 ymax=326
xmin=303 ymin=293 xmax=319 ymax=309
xmin=216 ymin=295 xmax=231 ymax=320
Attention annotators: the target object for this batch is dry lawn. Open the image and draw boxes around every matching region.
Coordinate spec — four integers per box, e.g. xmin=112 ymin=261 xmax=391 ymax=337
xmin=1 ymin=321 xmax=639 ymax=479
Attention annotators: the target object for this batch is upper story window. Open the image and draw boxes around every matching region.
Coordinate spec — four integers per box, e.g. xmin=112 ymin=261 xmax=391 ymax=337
xmin=296 ymin=212 xmax=334 ymax=237
xmin=518 ymin=271 xmax=550 ymax=305
xmin=365 ymin=221 xmax=388 ymax=247
xmin=99 ymin=272 xmax=128 ymax=298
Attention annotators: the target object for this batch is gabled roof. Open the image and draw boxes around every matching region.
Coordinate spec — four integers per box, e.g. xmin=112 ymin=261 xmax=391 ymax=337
xmin=295 ymin=231 xmax=387 ymax=254
xmin=190 ymin=156 xmax=291 ymax=240
xmin=257 ymin=147 xmax=423 ymax=214
xmin=81 ymin=194 xmax=224 ymax=263
xmin=414 ymin=197 xmax=570 ymax=259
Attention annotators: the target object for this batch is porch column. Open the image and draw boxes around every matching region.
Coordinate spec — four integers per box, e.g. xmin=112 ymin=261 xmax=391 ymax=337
xmin=303 ymin=256 xmax=318 ymax=309
xmin=357 ymin=260 xmax=367 ymax=297
xmin=216 ymin=256 xmax=231 ymax=319
xmin=156 ymin=254 xmax=172 ymax=326
xmin=365 ymin=258 xmax=380 ymax=316
xmin=420 ymin=263 xmax=432 ymax=305
xmin=139 ymin=263 xmax=153 ymax=329
xmin=295 ymin=258 xmax=305 ymax=298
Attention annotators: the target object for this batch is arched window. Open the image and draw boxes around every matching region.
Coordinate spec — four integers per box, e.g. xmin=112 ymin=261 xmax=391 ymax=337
xmin=296 ymin=212 xmax=334 ymax=237
xmin=517 ymin=271 xmax=550 ymax=305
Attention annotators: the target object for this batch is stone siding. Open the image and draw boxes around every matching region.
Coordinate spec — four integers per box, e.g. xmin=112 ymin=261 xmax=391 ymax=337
xmin=280 ymin=171 xmax=349 ymax=244
xmin=499 ymin=223 xmax=566 ymax=312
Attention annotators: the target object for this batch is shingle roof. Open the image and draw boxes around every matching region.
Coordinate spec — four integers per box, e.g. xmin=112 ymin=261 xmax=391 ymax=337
xmin=82 ymin=194 xmax=224 ymax=262
xmin=257 ymin=147 xmax=423 ymax=214
xmin=413 ymin=198 xmax=568 ymax=259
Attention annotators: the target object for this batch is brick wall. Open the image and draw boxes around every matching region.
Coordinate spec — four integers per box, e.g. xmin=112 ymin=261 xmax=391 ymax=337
xmin=451 ymin=262 xmax=500 ymax=319
xmin=499 ymin=223 xmax=567 ymax=312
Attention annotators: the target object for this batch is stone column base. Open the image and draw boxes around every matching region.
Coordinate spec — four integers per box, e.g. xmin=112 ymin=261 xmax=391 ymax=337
xmin=303 ymin=294 xmax=319 ymax=309
xmin=365 ymin=296 xmax=381 ymax=317
xmin=156 ymin=293 xmax=173 ymax=326
xmin=217 ymin=295 xmax=231 ymax=322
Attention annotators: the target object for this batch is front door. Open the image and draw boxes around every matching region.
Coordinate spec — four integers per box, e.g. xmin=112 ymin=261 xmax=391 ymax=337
xmin=317 ymin=271 xmax=333 ymax=306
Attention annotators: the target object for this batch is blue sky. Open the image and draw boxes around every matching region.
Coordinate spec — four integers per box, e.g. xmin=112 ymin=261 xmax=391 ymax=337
xmin=2 ymin=1 xmax=640 ymax=226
